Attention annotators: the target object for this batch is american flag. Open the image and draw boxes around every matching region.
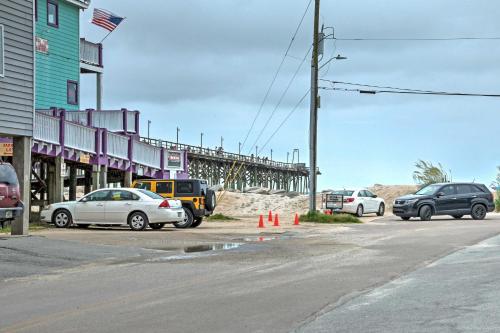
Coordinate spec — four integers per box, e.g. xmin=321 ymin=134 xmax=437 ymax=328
xmin=91 ymin=8 xmax=124 ymax=32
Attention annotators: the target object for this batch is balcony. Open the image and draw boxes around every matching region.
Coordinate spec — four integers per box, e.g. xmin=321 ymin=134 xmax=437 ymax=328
xmin=80 ymin=38 xmax=103 ymax=73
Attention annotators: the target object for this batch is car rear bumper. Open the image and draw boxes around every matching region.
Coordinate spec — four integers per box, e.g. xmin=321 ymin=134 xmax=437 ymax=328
xmin=393 ymin=204 xmax=419 ymax=217
xmin=150 ymin=207 xmax=185 ymax=223
xmin=0 ymin=206 xmax=23 ymax=221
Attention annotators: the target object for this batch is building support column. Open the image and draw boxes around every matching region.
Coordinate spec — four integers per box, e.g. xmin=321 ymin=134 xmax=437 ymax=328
xmin=84 ymin=169 xmax=92 ymax=194
xmin=92 ymin=165 xmax=101 ymax=191
xmin=11 ymin=136 xmax=31 ymax=235
xmin=96 ymin=72 xmax=103 ymax=111
xmin=69 ymin=165 xmax=77 ymax=201
xmin=48 ymin=156 xmax=64 ymax=204
xmin=123 ymin=170 xmax=133 ymax=188
xmin=99 ymin=164 xmax=108 ymax=188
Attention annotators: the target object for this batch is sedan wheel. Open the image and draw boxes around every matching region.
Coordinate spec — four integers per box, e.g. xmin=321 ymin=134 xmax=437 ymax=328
xmin=128 ymin=212 xmax=148 ymax=231
xmin=53 ymin=209 xmax=72 ymax=228
xmin=471 ymin=204 xmax=487 ymax=220
xmin=356 ymin=205 xmax=364 ymax=217
xmin=377 ymin=203 xmax=385 ymax=217
xmin=174 ymin=208 xmax=193 ymax=228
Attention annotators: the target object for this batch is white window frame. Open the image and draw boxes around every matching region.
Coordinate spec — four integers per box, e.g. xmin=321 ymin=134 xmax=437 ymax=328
xmin=0 ymin=25 xmax=4 ymax=78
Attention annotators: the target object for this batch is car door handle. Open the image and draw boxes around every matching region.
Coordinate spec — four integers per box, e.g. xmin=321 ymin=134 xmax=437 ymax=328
xmin=452 ymin=198 xmax=457 ymax=200
xmin=96 ymin=203 xmax=104 ymax=207
xmin=125 ymin=203 xmax=132 ymax=206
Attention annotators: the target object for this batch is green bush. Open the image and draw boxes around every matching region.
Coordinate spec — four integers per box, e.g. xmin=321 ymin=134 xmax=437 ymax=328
xmin=299 ymin=212 xmax=361 ymax=224
xmin=207 ymin=213 xmax=238 ymax=221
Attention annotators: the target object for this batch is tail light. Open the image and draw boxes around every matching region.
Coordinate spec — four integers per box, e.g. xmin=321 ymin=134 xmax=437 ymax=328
xmin=159 ymin=200 xmax=170 ymax=208
xmin=344 ymin=197 xmax=355 ymax=203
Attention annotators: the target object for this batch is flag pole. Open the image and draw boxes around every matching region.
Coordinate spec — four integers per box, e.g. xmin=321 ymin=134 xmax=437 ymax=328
xmin=98 ymin=17 xmax=126 ymax=44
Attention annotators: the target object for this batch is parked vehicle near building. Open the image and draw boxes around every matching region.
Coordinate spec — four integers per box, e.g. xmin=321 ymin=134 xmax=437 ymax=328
xmin=393 ymin=182 xmax=495 ymax=221
xmin=321 ymin=188 xmax=385 ymax=217
xmin=41 ymin=188 xmax=184 ymax=231
xmin=132 ymin=179 xmax=216 ymax=228
xmin=0 ymin=163 xmax=24 ymax=227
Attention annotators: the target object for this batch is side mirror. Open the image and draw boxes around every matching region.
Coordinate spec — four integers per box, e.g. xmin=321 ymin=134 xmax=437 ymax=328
xmin=436 ymin=192 xmax=445 ymax=198
xmin=372 ymin=194 xmax=378 ymax=198
xmin=80 ymin=197 xmax=88 ymax=203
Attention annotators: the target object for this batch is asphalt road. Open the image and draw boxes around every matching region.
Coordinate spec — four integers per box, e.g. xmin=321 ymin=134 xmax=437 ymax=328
xmin=1 ymin=215 xmax=500 ymax=332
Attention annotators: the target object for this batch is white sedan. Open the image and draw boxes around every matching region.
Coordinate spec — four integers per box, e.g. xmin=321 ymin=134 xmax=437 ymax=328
xmin=322 ymin=188 xmax=386 ymax=217
xmin=41 ymin=188 xmax=185 ymax=231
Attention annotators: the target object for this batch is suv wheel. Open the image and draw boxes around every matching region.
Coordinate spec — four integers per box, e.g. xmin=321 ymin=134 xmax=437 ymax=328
xmin=356 ymin=205 xmax=364 ymax=217
xmin=471 ymin=204 xmax=487 ymax=220
xmin=376 ymin=203 xmax=385 ymax=216
xmin=53 ymin=209 xmax=72 ymax=228
xmin=419 ymin=205 xmax=432 ymax=221
xmin=191 ymin=217 xmax=203 ymax=228
xmin=128 ymin=212 xmax=148 ymax=231
xmin=205 ymin=189 xmax=216 ymax=211
xmin=174 ymin=208 xmax=194 ymax=228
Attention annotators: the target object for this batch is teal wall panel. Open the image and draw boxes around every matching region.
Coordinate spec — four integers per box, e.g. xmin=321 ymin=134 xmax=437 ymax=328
xmin=35 ymin=0 xmax=80 ymax=110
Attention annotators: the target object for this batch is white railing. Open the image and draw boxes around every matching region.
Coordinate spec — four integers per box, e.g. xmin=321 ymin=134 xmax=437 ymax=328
xmin=92 ymin=111 xmax=123 ymax=132
xmin=80 ymin=39 xmax=101 ymax=67
xmin=65 ymin=111 xmax=88 ymax=126
xmin=107 ymin=132 xmax=129 ymax=159
xmin=64 ymin=122 xmax=96 ymax=153
xmin=133 ymin=140 xmax=161 ymax=168
xmin=127 ymin=111 xmax=136 ymax=132
xmin=34 ymin=113 xmax=60 ymax=144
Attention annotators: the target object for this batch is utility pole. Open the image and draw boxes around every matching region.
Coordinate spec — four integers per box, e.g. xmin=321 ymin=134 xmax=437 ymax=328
xmin=200 ymin=132 xmax=203 ymax=149
xmin=238 ymin=142 xmax=241 ymax=155
xmin=270 ymin=149 xmax=273 ymax=161
xmin=309 ymin=0 xmax=320 ymax=213
xmin=255 ymin=146 xmax=258 ymax=157
xmin=147 ymin=120 xmax=151 ymax=140
xmin=176 ymin=127 xmax=180 ymax=146
xmin=220 ymin=136 xmax=224 ymax=149
xmin=287 ymin=151 xmax=290 ymax=163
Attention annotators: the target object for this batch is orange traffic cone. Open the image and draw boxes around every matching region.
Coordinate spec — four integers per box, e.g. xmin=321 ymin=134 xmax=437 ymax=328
xmin=268 ymin=210 xmax=273 ymax=222
xmin=294 ymin=213 xmax=300 ymax=225
xmin=258 ymin=215 xmax=265 ymax=228
xmin=274 ymin=213 xmax=280 ymax=227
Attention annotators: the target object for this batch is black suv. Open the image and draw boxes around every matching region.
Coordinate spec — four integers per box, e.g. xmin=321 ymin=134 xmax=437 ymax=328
xmin=393 ymin=182 xmax=494 ymax=221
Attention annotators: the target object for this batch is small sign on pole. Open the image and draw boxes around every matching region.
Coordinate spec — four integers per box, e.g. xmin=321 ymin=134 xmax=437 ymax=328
xmin=325 ymin=194 xmax=343 ymax=211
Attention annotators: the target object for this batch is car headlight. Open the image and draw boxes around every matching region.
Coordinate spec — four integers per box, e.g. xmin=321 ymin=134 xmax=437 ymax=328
xmin=405 ymin=199 xmax=418 ymax=205
xmin=44 ymin=205 xmax=51 ymax=210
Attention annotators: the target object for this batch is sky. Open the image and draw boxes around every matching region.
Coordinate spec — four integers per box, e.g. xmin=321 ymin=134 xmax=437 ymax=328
xmin=80 ymin=0 xmax=500 ymax=190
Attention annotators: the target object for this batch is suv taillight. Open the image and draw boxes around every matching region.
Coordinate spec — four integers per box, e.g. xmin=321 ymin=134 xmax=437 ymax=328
xmin=159 ymin=200 xmax=170 ymax=208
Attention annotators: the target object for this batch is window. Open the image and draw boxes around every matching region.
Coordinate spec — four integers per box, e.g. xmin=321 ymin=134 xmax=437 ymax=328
xmin=441 ymin=185 xmax=455 ymax=196
xmin=47 ymin=0 xmax=58 ymax=27
xmin=109 ymin=190 xmax=139 ymax=201
xmin=176 ymin=182 xmax=193 ymax=194
xmin=332 ymin=190 xmax=354 ymax=196
xmin=84 ymin=190 xmax=110 ymax=202
xmin=0 ymin=25 xmax=4 ymax=78
xmin=134 ymin=182 xmax=151 ymax=190
xmin=156 ymin=182 xmax=173 ymax=194
xmin=457 ymin=185 xmax=476 ymax=195
xmin=67 ymin=80 xmax=78 ymax=105
xmin=365 ymin=190 xmax=375 ymax=198
xmin=357 ymin=190 xmax=366 ymax=197
xmin=138 ymin=189 xmax=164 ymax=200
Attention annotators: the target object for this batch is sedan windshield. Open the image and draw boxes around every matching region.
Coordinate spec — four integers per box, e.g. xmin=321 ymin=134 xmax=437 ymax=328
xmin=415 ymin=184 xmax=441 ymax=195
xmin=138 ymin=189 xmax=164 ymax=200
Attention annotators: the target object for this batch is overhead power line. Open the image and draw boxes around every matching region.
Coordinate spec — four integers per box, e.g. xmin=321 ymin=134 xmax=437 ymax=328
xmin=240 ymin=0 xmax=313 ymax=150
xmin=249 ymin=45 xmax=312 ymax=154
xmin=320 ymin=79 xmax=448 ymax=94
xmin=335 ymin=36 xmax=500 ymax=41
xmin=320 ymin=86 xmax=500 ymax=98
xmin=258 ymin=89 xmax=310 ymax=155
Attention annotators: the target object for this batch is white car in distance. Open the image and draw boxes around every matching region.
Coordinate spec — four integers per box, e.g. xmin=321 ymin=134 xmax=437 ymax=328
xmin=41 ymin=188 xmax=185 ymax=231
xmin=322 ymin=188 xmax=385 ymax=217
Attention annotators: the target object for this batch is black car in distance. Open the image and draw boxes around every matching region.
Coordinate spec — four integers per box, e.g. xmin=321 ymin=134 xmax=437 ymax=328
xmin=393 ymin=183 xmax=494 ymax=221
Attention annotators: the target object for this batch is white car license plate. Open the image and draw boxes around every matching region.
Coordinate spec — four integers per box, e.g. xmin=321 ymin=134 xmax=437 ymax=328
xmin=5 ymin=211 xmax=12 ymax=218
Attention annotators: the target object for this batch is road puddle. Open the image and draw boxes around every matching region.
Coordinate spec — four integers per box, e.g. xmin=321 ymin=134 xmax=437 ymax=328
xmin=183 ymin=243 xmax=242 ymax=253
